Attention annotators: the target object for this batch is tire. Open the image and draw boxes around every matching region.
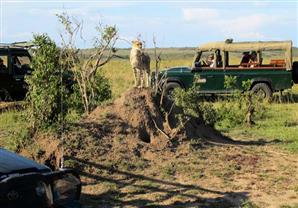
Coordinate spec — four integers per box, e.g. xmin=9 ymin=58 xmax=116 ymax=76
xmin=292 ymin=61 xmax=298 ymax=84
xmin=251 ymin=83 xmax=272 ymax=100
xmin=0 ymin=89 xmax=12 ymax=102
xmin=163 ymin=82 xmax=181 ymax=100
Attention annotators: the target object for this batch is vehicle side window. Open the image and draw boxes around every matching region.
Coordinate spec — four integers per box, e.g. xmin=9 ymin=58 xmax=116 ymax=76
xmin=261 ymin=50 xmax=286 ymax=68
xmin=226 ymin=50 xmax=286 ymax=69
xmin=227 ymin=51 xmax=260 ymax=68
xmin=11 ymin=55 xmax=31 ymax=75
xmin=226 ymin=51 xmax=243 ymax=68
xmin=0 ymin=55 xmax=8 ymax=74
xmin=200 ymin=51 xmax=215 ymax=68
xmin=199 ymin=50 xmax=222 ymax=69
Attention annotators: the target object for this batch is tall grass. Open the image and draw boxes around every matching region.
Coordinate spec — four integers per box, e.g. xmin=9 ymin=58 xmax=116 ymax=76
xmin=101 ymin=57 xmax=192 ymax=98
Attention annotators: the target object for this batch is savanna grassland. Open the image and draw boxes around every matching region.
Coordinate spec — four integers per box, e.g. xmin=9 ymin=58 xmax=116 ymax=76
xmin=1 ymin=48 xmax=298 ymax=207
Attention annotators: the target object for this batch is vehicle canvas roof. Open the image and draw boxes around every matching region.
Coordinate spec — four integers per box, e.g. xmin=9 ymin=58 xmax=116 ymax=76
xmin=197 ymin=40 xmax=292 ymax=52
xmin=197 ymin=40 xmax=293 ymax=70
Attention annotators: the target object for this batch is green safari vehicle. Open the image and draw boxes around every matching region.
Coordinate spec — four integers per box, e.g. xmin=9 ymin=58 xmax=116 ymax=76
xmin=155 ymin=40 xmax=298 ymax=99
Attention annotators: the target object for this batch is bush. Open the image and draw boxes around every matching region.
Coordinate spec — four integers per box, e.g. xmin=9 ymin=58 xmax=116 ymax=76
xmin=25 ymin=34 xmax=69 ymax=130
xmin=216 ymin=76 xmax=266 ymax=128
xmin=68 ymin=72 xmax=111 ymax=114
xmin=173 ymin=84 xmax=217 ymax=127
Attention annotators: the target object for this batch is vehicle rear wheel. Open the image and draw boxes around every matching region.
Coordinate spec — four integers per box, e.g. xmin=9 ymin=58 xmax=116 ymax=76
xmin=251 ymin=83 xmax=272 ymax=100
xmin=163 ymin=82 xmax=181 ymax=100
xmin=0 ymin=89 xmax=12 ymax=101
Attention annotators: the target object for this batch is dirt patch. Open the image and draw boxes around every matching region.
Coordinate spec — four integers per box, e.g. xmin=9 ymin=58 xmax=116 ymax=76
xmin=0 ymin=101 xmax=24 ymax=113
xmin=20 ymin=133 xmax=62 ymax=170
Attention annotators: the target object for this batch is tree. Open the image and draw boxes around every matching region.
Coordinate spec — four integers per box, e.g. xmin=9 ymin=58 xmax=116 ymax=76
xmin=57 ymin=12 xmax=118 ymax=114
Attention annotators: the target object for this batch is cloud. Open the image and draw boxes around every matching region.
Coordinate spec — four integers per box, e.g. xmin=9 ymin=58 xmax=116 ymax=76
xmin=181 ymin=8 xmax=283 ymax=40
xmin=26 ymin=2 xmax=136 ymax=17
xmin=218 ymin=14 xmax=276 ymax=39
xmin=182 ymin=8 xmax=219 ymax=22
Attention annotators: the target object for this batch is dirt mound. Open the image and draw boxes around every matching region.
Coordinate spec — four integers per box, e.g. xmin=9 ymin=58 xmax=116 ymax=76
xmin=21 ymin=88 xmax=231 ymax=170
xmin=87 ymin=88 xmax=229 ymax=150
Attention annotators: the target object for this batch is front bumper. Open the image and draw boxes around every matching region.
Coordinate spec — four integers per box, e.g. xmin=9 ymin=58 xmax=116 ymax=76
xmin=0 ymin=169 xmax=81 ymax=208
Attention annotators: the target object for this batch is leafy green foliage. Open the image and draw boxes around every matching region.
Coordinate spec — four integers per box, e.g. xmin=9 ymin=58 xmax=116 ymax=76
xmin=173 ymin=84 xmax=217 ymax=127
xmin=68 ymin=72 xmax=111 ymax=114
xmin=216 ymin=76 xmax=266 ymax=128
xmin=25 ymin=34 xmax=69 ymax=129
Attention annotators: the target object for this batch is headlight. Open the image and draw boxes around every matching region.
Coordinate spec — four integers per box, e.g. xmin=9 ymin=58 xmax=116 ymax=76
xmin=0 ymin=174 xmax=53 ymax=208
xmin=35 ymin=181 xmax=53 ymax=205
xmin=52 ymin=172 xmax=81 ymax=205
xmin=0 ymin=169 xmax=81 ymax=208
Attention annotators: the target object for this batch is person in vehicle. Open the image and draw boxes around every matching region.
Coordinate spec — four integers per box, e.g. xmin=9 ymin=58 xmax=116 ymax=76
xmin=215 ymin=49 xmax=222 ymax=67
xmin=0 ymin=58 xmax=7 ymax=73
xmin=249 ymin=51 xmax=258 ymax=67
xmin=207 ymin=53 xmax=215 ymax=67
xmin=240 ymin=51 xmax=251 ymax=66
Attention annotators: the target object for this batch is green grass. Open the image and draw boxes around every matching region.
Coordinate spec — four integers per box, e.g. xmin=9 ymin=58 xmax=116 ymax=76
xmin=0 ymin=110 xmax=30 ymax=151
xmin=218 ymin=85 xmax=298 ymax=152
xmin=101 ymin=57 xmax=192 ymax=98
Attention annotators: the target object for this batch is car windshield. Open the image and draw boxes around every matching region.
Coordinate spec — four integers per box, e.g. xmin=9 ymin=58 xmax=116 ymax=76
xmin=15 ymin=55 xmax=31 ymax=65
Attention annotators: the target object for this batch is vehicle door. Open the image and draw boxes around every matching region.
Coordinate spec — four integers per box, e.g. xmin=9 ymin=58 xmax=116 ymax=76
xmin=224 ymin=51 xmax=256 ymax=91
xmin=192 ymin=50 xmax=226 ymax=92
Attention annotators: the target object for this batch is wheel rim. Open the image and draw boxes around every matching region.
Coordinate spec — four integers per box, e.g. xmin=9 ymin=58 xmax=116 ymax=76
xmin=255 ymin=89 xmax=266 ymax=99
xmin=167 ymin=88 xmax=175 ymax=100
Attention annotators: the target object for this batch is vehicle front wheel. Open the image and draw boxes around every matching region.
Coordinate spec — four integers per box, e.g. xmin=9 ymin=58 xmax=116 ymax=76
xmin=251 ymin=83 xmax=272 ymax=100
xmin=163 ymin=82 xmax=181 ymax=100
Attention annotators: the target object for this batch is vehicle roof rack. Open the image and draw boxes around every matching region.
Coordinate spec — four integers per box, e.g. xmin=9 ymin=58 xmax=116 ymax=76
xmin=0 ymin=41 xmax=35 ymax=49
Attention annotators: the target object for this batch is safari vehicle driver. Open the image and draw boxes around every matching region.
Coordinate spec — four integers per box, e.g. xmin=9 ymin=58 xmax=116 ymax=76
xmin=207 ymin=53 xmax=215 ymax=67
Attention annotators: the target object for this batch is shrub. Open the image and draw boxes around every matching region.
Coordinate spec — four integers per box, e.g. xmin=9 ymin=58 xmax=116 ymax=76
xmin=25 ymin=34 xmax=69 ymax=130
xmin=216 ymin=76 xmax=266 ymax=128
xmin=173 ymin=83 xmax=217 ymax=127
xmin=68 ymin=72 xmax=111 ymax=114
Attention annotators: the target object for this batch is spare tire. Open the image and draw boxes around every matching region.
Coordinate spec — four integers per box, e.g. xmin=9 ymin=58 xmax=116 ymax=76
xmin=292 ymin=61 xmax=298 ymax=84
xmin=163 ymin=82 xmax=182 ymax=100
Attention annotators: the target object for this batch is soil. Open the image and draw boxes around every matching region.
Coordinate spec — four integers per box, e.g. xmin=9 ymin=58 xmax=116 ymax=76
xmin=30 ymin=88 xmax=298 ymax=208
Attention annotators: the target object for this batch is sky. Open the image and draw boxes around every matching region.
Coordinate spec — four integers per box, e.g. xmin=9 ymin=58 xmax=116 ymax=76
xmin=1 ymin=0 xmax=298 ymax=48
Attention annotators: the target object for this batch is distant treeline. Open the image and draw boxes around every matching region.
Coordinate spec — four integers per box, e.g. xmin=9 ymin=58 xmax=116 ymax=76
xmin=79 ymin=47 xmax=298 ymax=60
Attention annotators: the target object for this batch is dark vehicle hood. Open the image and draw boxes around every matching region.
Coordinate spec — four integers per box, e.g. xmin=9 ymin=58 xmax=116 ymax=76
xmin=0 ymin=148 xmax=51 ymax=178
